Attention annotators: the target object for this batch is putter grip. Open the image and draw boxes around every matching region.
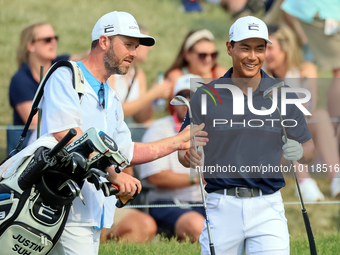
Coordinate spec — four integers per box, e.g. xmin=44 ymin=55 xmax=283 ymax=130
xmin=302 ymin=209 xmax=317 ymax=255
xmin=210 ymin=244 xmax=215 ymax=255
xmin=48 ymin=128 xmax=77 ymax=157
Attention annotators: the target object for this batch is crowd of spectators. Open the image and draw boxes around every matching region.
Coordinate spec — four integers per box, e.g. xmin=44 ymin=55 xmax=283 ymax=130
xmin=7 ymin=0 xmax=340 ymax=243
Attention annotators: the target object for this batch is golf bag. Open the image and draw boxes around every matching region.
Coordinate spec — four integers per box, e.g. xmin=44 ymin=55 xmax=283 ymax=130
xmin=0 ymin=127 xmax=129 ymax=255
xmin=0 ymin=61 xmax=130 ymax=254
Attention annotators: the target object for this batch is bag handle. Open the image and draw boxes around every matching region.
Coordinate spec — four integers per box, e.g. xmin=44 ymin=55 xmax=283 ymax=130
xmin=1 ymin=60 xmax=82 ymax=165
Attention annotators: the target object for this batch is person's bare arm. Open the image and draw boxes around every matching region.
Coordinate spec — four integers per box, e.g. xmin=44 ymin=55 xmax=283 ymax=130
xmin=298 ymin=139 xmax=314 ymax=164
xmin=147 ymin=170 xmax=199 ymax=190
xmin=53 ymin=127 xmax=84 ymax=144
xmin=131 ymin=124 xmax=208 ymax=165
xmin=282 ymin=10 xmax=309 ymax=45
xmin=16 ymin=101 xmax=38 ymax=127
xmin=300 ymin=61 xmax=318 ymax=112
xmin=132 ymin=69 xmax=153 ymax=123
xmin=108 ymin=72 xmax=172 ymax=119
xmin=166 ymin=69 xmax=183 ymax=90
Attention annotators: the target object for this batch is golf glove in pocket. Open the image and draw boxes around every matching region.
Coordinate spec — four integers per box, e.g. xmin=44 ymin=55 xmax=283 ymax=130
xmin=282 ymin=136 xmax=303 ymax=161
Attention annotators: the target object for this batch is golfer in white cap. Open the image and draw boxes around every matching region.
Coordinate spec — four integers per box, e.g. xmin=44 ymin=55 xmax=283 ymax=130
xmin=41 ymin=11 xmax=207 ymax=255
xmin=179 ymin=16 xmax=314 ymax=254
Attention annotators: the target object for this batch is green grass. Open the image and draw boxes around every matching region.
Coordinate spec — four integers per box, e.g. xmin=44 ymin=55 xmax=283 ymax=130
xmin=99 ymin=233 xmax=340 ymax=255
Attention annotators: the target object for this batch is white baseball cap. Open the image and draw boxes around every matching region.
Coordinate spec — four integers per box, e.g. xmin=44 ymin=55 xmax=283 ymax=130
xmin=92 ymin=11 xmax=155 ymax=46
xmin=229 ymin=16 xmax=272 ymax=44
xmin=173 ymin=74 xmax=202 ymax=96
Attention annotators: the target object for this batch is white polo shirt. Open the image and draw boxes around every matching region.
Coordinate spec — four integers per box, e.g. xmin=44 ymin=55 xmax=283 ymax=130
xmin=140 ymin=116 xmax=202 ymax=203
xmin=40 ymin=66 xmax=134 ymax=228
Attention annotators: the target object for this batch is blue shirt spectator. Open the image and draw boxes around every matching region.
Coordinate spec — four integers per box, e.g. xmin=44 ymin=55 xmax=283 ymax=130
xmin=9 ymin=54 xmax=69 ymax=125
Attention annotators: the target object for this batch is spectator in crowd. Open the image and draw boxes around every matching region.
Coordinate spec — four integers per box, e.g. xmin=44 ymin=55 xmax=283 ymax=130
xmin=265 ymin=24 xmax=340 ymax=200
xmin=281 ymin=0 xmax=340 ymax=138
xmin=108 ymin=24 xmax=172 ymax=145
xmin=140 ymin=74 xmax=206 ymax=242
xmin=218 ymin=0 xmax=267 ymax=19
xmin=9 ymin=22 xmax=87 ymax=128
xmin=165 ymin=29 xmax=227 ymax=89
xmin=108 ymin=24 xmax=172 ymax=126
xmin=217 ymin=0 xmax=315 ymax=62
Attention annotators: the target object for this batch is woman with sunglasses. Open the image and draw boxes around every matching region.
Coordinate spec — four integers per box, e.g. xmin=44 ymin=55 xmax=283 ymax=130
xmin=265 ymin=24 xmax=340 ymax=202
xmin=165 ymin=29 xmax=227 ymax=89
xmin=9 ymin=22 xmax=87 ymax=129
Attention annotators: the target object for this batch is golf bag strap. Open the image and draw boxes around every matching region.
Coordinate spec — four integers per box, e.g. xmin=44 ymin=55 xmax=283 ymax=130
xmin=22 ymin=61 xmax=85 ymax=141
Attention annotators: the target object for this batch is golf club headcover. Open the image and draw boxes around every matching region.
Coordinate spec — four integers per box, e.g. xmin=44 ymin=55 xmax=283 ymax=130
xmin=17 ymin=147 xmax=57 ymax=190
xmin=66 ymin=128 xmax=130 ymax=173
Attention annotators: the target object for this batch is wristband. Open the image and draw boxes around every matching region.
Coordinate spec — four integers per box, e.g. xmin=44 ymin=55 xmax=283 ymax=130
xmin=190 ymin=177 xmax=196 ymax=186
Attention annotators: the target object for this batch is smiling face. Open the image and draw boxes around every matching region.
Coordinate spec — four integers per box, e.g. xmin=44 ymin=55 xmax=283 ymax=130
xmin=30 ymin=24 xmax=58 ymax=61
xmin=185 ymin=40 xmax=217 ymax=76
xmin=227 ymin=38 xmax=266 ymax=79
xmin=103 ymin=35 xmax=139 ymax=75
xmin=265 ymin=36 xmax=286 ymax=72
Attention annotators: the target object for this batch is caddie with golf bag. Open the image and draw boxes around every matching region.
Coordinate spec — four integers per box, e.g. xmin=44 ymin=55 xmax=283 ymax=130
xmin=179 ymin=16 xmax=315 ymax=255
xmin=0 ymin=126 xmax=131 ymax=255
xmin=0 ymin=59 xmax=132 ymax=255
xmin=0 ymin=11 xmax=207 ymax=255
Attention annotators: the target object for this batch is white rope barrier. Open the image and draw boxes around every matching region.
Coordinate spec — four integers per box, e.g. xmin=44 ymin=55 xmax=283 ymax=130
xmin=125 ymin=200 xmax=340 ymax=209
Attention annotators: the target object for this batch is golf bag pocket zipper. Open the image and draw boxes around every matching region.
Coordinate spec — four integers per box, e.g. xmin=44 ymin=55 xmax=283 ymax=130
xmin=0 ymin=195 xmax=19 ymax=222
xmin=0 ymin=222 xmax=53 ymax=254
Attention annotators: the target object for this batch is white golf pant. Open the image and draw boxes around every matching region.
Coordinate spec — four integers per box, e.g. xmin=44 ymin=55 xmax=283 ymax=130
xmin=49 ymin=226 xmax=101 ymax=255
xmin=200 ymin=190 xmax=289 ymax=255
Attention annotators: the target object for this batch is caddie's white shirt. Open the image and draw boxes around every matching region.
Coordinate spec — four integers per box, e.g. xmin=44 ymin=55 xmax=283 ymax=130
xmin=40 ymin=66 xmax=134 ymax=228
xmin=140 ymin=116 xmax=201 ymax=202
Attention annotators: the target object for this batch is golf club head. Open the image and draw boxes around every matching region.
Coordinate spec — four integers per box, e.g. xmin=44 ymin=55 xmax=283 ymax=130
xmin=58 ymin=179 xmax=77 ymax=198
xmin=170 ymin=95 xmax=192 ymax=119
xmin=263 ymin=81 xmax=285 ymax=99
xmin=170 ymin=95 xmax=189 ymax=107
xmin=72 ymin=152 xmax=88 ymax=170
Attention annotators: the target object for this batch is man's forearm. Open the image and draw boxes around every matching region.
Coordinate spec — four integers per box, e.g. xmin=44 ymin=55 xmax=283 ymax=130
xmin=298 ymin=139 xmax=314 ymax=164
xmin=131 ymin=138 xmax=181 ymax=165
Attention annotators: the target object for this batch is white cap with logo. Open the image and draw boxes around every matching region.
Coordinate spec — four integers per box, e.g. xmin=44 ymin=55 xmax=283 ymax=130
xmin=173 ymin=74 xmax=203 ymax=96
xmin=229 ymin=16 xmax=272 ymax=44
xmin=92 ymin=11 xmax=155 ymax=46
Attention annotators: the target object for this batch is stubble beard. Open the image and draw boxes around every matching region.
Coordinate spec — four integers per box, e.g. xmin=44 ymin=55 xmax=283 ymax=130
xmin=103 ymin=43 xmax=129 ymax=76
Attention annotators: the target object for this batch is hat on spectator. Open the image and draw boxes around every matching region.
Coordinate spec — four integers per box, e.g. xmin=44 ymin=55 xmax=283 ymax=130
xmin=92 ymin=11 xmax=155 ymax=46
xmin=229 ymin=16 xmax=272 ymax=44
xmin=173 ymin=74 xmax=203 ymax=95
xmin=184 ymin=29 xmax=215 ymax=50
